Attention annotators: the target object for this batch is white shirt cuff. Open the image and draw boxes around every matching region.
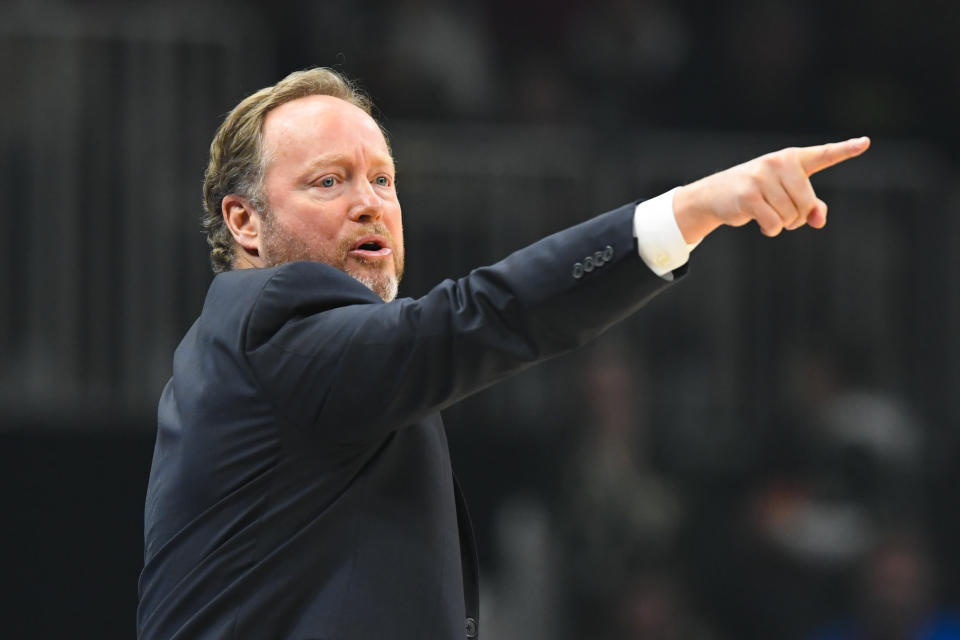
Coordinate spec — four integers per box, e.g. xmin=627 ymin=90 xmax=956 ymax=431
xmin=633 ymin=187 xmax=699 ymax=278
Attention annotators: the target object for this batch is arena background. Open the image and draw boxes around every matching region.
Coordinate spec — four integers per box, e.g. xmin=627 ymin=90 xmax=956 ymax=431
xmin=3 ymin=1 xmax=959 ymax=638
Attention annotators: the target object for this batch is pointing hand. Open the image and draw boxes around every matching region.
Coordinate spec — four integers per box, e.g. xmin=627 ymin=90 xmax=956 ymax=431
xmin=673 ymin=137 xmax=871 ymax=244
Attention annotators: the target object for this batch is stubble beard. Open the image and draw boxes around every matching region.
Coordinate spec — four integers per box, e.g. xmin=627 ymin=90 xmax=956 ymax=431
xmin=259 ymin=210 xmax=404 ymax=302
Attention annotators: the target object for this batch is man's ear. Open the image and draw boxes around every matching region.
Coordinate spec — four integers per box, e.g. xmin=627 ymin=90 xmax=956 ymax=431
xmin=222 ymin=194 xmax=262 ymax=259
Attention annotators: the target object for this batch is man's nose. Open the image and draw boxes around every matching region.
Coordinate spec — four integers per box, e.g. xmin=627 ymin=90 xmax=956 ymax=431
xmin=348 ymin=180 xmax=383 ymax=223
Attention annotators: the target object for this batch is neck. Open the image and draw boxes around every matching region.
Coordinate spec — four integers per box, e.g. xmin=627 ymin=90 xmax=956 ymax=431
xmin=232 ymin=251 xmax=264 ymax=270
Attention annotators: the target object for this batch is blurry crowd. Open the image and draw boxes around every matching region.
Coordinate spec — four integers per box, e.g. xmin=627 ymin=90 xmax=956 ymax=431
xmin=449 ymin=335 xmax=960 ymax=640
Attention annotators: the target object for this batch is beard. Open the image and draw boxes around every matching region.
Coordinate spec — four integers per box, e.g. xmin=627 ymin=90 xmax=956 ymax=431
xmin=259 ymin=211 xmax=404 ymax=302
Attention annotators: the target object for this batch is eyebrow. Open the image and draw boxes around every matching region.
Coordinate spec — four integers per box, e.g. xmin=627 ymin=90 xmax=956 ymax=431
xmin=305 ymin=152 xmax=395 ymax=173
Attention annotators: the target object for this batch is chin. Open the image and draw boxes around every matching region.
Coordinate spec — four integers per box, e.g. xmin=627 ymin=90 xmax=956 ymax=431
xmin=347 ymin=268 xmax=399 ymax=302
xmin=379 ymin=280 xmax=399 ymax=302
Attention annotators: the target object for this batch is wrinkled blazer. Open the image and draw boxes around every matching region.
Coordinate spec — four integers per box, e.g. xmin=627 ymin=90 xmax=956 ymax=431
xmin=137 ymin=202 xmax=680 ymax=639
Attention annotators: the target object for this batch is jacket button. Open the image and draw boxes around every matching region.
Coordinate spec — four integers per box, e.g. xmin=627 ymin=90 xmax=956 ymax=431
xmin=603 ymin=245 xmax=614 ymax=261
xmin=594 ymin=250 xmax=605 ymax=265
xmin=572 ymin=262 xmax=584 ymax=279
xmin=583 ymin=256 xmax=594 ymax=272
xmin=465 ymin=617 xmax=478 ymax=638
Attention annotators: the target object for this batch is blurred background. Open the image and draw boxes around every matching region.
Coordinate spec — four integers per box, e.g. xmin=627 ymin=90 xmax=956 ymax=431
xmin=3 ymin=0 xmax=960 ymax=638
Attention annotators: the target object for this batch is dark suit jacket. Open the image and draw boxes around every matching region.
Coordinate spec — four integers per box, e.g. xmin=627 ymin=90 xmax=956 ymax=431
xmin=137 ymin=203 xmax=680 ymax=639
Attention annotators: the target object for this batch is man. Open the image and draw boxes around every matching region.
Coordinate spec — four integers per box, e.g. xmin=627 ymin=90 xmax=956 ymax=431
xmin=137 ymin=68 xmax=869 ymax=639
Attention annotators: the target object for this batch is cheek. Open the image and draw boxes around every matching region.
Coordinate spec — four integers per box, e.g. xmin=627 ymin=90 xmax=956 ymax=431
xmin=387 ymin=205 xmax=404 ymax=243
xmin=284 ymin=208 xmax=340 ymax=241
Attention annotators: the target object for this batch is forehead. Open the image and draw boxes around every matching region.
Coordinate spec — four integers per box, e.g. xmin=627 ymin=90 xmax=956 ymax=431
xmin=261 ymin=94 xmax=391 ymax=164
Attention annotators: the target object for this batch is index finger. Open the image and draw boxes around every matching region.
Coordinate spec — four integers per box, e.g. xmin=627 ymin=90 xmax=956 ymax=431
xmin=797 ymin=136 xmax=871 ymax=176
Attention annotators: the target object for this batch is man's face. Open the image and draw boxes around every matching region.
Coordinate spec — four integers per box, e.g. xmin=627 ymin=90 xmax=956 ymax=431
xmin=258 ymin=94 xmax=404 ymax=301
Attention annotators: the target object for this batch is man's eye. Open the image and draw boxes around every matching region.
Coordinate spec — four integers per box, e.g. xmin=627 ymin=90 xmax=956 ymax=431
xmin=319 ymin=176 xmax=337 ymax=188
xmin=374 ymin=176 xmax=391 ymax=187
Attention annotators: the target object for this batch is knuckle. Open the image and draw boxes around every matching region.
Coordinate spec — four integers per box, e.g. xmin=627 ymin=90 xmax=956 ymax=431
xmin=799 ymin=196 xmax=817 ymax=215
xmin=746 ymin=168 xmax=766 ymax=186
xmin=764 ymin=153 xmax=786 ymax=170
xmin=737 ymin=189 xmax=763 ymax=210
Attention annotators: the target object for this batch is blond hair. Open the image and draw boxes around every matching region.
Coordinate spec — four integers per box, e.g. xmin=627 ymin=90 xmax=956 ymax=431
xmin=201 ymin=68 xmax=375 ymax=273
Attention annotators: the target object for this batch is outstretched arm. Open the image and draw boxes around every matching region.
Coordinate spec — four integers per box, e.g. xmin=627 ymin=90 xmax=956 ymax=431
xmin=672 ymin=137 xmax=871 ymax=244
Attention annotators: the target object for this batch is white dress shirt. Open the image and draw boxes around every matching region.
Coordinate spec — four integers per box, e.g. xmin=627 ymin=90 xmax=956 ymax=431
xmin=633 ymin=187 xmax=700 ymax=279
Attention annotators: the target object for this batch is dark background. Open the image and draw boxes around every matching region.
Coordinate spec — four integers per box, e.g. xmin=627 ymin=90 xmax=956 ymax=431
xmin=3 ymin=1 xmax=960 ymax=638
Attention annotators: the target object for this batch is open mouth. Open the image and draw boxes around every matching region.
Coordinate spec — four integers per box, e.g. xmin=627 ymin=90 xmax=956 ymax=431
xmin=349 ymin=236 xmax=392 ymax=258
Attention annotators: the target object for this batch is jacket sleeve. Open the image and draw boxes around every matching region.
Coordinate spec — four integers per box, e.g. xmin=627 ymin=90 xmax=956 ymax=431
xmin=243 ymin=203 xmax=682 ymax=445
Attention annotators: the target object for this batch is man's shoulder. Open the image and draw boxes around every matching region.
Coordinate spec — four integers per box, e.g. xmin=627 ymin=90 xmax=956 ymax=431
xmin=211 ymin=260 xmax=349 ymax=291
xmin=206 ymin=261 xmax=378 ymax=309
xmin=200 ymin=261 xmax=381 ymax=340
